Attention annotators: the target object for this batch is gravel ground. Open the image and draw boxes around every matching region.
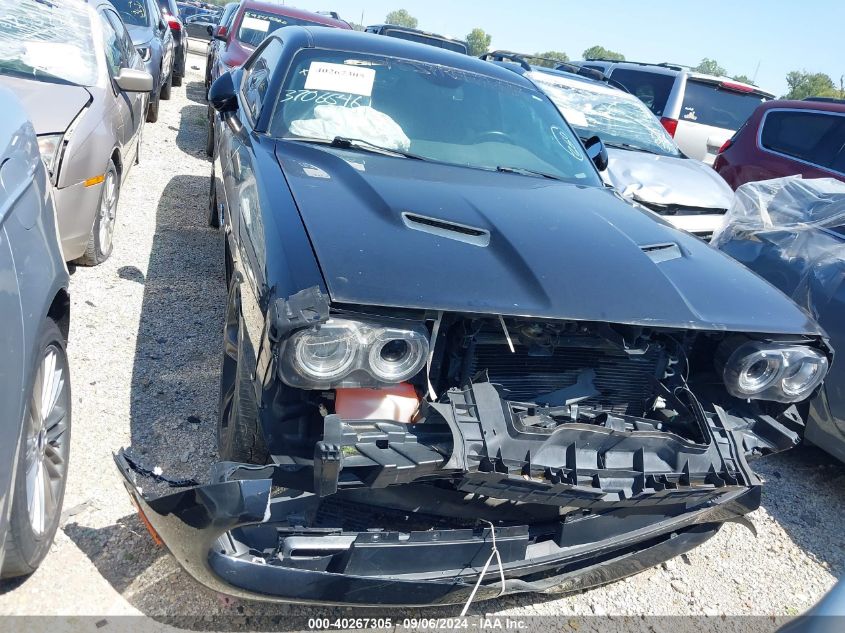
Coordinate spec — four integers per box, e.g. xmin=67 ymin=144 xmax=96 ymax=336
xmin=0 ymin=52 xmax=843 ymax=629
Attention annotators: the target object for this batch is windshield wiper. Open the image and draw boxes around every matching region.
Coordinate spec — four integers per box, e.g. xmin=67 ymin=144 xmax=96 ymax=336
xmin=286 ymin=135 xmax=424 ymax=160
xmin=329 ymin=136 xmax=426 ymax=160
xmin=496 ymin=165 xmax=562 ymax=181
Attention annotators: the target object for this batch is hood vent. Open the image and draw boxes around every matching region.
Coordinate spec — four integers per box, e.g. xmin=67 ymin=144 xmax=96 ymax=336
xmin=640 ymin=242 xmax=682 ymax=263
xmin=402 ymin=212 xmax=491 ymax=247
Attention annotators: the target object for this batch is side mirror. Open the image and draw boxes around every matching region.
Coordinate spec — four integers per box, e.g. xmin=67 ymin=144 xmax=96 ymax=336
xmin=213 ymin=25 xmax=228 ymax=41
xmin=208 ymin=71 xmax=238 ymax=113
xmin=206 ymin=24 xmax=213 ymax=36
xmin=158 ymin=19 xmax=167 ymax=32
xmin=584 ymin=135 xmax=609 ymax=171
xmin=115 ymin=68 xmax=154 ymax=93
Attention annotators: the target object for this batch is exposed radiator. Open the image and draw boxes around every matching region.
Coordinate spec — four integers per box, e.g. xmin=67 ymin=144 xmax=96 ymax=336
xmin=467 ymin=334 xmax=663 ymax=416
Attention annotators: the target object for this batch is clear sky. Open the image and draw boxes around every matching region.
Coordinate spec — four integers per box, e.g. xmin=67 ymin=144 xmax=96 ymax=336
xmin=279 ymin=0 xmax=844 ymax=97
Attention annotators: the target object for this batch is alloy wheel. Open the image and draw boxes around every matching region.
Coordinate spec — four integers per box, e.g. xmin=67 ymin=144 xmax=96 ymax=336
xmin=97 ymin=170 xmax=118 ymax=255
xmin=25 ymin=345 xmax=70 ymax=536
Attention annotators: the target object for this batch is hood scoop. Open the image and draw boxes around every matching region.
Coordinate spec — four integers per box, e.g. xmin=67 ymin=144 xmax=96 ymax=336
xmin=401 ymin=212 xmax=491 ymax=247
xmin=640 ymin=242 xmax=682 ymax=263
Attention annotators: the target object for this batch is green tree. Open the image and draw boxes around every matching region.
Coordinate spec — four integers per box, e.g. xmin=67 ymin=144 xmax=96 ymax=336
xmin=582 ymin=45 xmax=624 ymax=61
xmin=731 ymin=74 xmax=754 ymax=85
xmin=693 ymin=58 xmax=727 ymax=76
xmin=465 ymin=28 xmax=492 ymax=56
xmin=385 ymin=9 xmax=418 ymax=28
xmin=784 ymin=70 xmax=840 ymax=99
xmin=532 ymin=51 xmax=569 ymax=68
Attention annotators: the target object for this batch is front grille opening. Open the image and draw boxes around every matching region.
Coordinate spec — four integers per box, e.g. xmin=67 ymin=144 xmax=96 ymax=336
xmin=466 ymin=331 xmax=663 ymax=417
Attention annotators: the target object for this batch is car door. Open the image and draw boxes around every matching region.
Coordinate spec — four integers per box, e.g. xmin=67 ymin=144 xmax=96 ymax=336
xmin=151 ymin=0 xmax=174 ymax=77
xmin=102 ymin=8 xmax=146 ymax=164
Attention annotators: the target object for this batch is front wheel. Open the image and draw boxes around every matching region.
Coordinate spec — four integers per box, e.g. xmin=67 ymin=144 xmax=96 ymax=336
xmin=217 ymin=282 xmax=269 ymax=464
xmin=160 ymin=70 xmax=172 ymax=100
xmin=1 ymin=319 xmax=71 ymax=579
xmin=75 ymin=159 xmax=119 ymax=266
xmin=208 ymin=168 xmax=220 ymax=228
xmin=146 ymin=92 xmax=160 ymax=123
xmin=205 ymin=104 xmax=215 ymax=157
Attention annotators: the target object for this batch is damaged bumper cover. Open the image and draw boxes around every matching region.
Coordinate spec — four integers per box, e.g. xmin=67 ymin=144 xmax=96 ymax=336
xmin=115 ymin=382 xmax=796 ymax=606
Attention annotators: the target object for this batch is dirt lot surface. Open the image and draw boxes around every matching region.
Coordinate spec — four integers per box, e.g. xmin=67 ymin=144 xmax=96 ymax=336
xmin=0 ymin=52 xmax=843 ymax=628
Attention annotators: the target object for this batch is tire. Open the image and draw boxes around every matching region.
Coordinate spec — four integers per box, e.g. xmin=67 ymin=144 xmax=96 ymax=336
xmin=217 ymin=282 xmax=268 ymax=464
xmin=160 ymin=70 xmax=172 ymax=100
xmin=205 ymin=104 xmax=215 ymax=157
xmin=135 ymin=126 xmax=142 ymax=166
xmin=208 ymin=168 xmax=220 ymax=228
xmin=146 ymin=92 xmax=160 ymax=123
xmin=172 ymin=70 xmax=183 ymax=87
xmin=1 ymin=319 xmax=71 ymax=579
xmin=74 ymin=160 xmax=119 ymax=267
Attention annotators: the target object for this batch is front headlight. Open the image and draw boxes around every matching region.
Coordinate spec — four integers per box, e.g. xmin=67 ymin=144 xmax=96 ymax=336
xmin=280 ymin=318 xmax=429 ymax=389
xmin=37 ymin=134 xmax=64 ymax=176
xmin=719 ymin=339 xmax=829 ymax=403
xmin=136 ymin=46 xmax=152 ymax=62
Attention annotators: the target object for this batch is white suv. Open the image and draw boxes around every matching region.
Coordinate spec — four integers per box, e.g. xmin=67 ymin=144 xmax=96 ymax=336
xmin=571 ymin=60 xmax=774 ymax=165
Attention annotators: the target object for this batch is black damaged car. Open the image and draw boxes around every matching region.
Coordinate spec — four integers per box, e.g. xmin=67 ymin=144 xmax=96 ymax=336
xmin=116 ymin=28 xmax=832 ymax=606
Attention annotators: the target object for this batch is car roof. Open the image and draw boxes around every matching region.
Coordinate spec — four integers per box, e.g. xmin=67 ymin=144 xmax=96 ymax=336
xmin=238 ymin=0 xmax=350 ymax=28
xmin=757 ymin=99 xmax=845 ymax=114
xmin=282 ymin=27 xmax=535 ymax=87
xmin=577 ymin=60 xmax=775 ymax=97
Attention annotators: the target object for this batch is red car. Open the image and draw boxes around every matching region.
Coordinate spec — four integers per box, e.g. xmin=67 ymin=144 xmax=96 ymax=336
xmin=211 ymin=1 xmax=350 ymax=80
xmin=714 ymin=99 xmax=845 ymax=189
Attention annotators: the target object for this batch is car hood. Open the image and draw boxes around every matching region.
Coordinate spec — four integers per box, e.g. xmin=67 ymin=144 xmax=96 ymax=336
xmin=606 ymin=148 xmax=734 ymax=210
xmin=275 ymin=141 xmax=821 ymax=335
xmin=0 ymin=75 xmax=91 ymax=135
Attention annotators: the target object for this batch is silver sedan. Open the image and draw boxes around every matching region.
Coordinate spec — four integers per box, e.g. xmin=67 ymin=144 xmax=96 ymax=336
xmin=0 ymin=0 xmax=153 ymax=265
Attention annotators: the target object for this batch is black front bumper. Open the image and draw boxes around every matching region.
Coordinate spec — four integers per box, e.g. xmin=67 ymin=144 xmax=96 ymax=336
xmin=115 ymin=381 xmax=796 ymax=606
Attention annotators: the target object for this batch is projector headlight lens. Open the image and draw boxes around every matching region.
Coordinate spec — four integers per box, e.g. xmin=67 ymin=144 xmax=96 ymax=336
xmin=721 ymin=340 xmax=829 ymax=403
xmin=281 ymin=318 xmax=429 ymax=389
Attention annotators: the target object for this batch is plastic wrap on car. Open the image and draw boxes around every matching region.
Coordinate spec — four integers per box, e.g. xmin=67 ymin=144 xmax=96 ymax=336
xmin=711 ymin=176 xmax=845 ymax=320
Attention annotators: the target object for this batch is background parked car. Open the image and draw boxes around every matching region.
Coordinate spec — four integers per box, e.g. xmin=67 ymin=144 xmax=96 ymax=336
xmin=0 ymin=86 xmax=71 ymax=581
xmin=0 ymin=0 xmax=154 ymax=265
xmin=205 ymin=2 xmax=240 ymax=95
xmin=109 ymin=0 xmax=175 ymax=123
xmin=156 ymin=0 xmax=187 ymax=87
xmin=364 ymin=24 xmax=467 ymax=54
xmin=713 ymin=177 xmax=845 ymax=463
xmin=715 ymin=99 xmax=845 ymax=189
xmin=572 ymin=60 xmax=774 ymax=165
xmin=184 ymin=12 xmax=217 ymax=41
xmin=517 ymin=63 xmax=733 ymax=238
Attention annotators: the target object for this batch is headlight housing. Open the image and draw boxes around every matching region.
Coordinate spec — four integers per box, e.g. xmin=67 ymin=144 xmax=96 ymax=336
xmin=719 ymin=340 xmax=829 ymax=403
xmin=136 ymin=46 xmax=152 ymax=62
xmin=37 ymin=134 xmax=64 ymax=176
xmin=280 ymin=318 xmax=429 ymax=389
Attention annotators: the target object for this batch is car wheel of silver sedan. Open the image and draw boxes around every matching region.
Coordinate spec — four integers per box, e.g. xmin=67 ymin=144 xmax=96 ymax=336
xmin=76 ymin=160 xmax=119 ymax=266
xmin=1 ymin=319 xmax=71 ymax=579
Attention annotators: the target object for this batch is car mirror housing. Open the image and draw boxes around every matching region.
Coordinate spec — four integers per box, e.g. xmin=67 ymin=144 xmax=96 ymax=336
xmin=206 ymin=24 xmax=214 ymax=36
xmin=584 ymin=135 xmax=609 ymax=171
xmin=209 ymin=71 xmax=239 ymax=113
xmin=115 ymin=68 xmax=154 ymax=93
